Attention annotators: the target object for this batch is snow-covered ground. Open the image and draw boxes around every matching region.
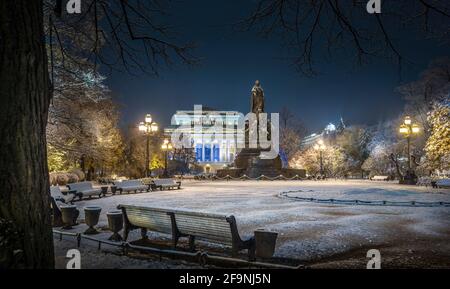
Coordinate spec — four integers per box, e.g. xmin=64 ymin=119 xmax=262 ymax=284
xmin=55 ymin=180 xmax=450 ymax=268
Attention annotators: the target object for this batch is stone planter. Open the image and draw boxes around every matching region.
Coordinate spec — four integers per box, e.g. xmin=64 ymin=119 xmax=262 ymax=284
xmin=110 ymin=186 xmax=117 ymax=195
xmin=107 ymin=211 xmax=123 ymax=241
xmin=84 ymin=206 xmax=102 ymax=234
xmin=254 ymin=229 xmax=278 ymax=259
xmin=101 ymin=186 xmax=108 ymax=197
xmin=61 ymin=205 xmax=78 ymax=229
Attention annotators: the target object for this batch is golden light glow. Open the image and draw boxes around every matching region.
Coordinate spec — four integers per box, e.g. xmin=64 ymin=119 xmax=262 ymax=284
xmin=138 ymin=122 xmax=146 ymax=132
xmin=399 ymin=124 xmax=409 ymax=134
xmin=314 ymin=140 xmax=326 ymax=151
xmin=145 ymin=114 xmax=152 ymax=124
xmin=412 ymin=124 xmax=420 ymax=134
xmin=151 ymin=122 xmax=158 ymax=132
xmin=404 ymin=116 xmax=412 ymax=125
xmin=162 ymin=139 xmax=173 ymax=151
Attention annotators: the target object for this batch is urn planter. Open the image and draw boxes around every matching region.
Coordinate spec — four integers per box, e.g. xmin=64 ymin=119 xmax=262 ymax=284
xmin=84 ymin=206 xmax=102 ymax=234
xmin=254 ymin=229 xmax=278 ymax=259
xmin=101 ymin=186 xmax=108 ymax=197
xmin=61 ymin=205 xmax=78 ymax=229
xmin=107 ymin=211 xmax=123 ymax=241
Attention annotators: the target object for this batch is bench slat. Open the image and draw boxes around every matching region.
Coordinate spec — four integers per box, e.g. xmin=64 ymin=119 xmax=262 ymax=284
xmin=125 ymin=207 xmax=172 ymax=234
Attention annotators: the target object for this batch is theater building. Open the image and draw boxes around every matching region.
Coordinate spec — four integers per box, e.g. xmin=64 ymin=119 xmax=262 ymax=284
xmin=164 ymin=108 xmax=244 ymax=173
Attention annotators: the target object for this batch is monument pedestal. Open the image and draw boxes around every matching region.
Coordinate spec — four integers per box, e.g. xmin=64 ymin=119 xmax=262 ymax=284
xmin=217 ymin=147 xmax=305 ymax=178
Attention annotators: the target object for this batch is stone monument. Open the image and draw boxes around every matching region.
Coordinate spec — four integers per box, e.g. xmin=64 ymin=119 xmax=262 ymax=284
xmin=217 ymin=81 xmax=305 ymax=179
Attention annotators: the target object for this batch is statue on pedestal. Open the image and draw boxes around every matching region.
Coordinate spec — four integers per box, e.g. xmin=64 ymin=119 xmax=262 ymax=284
xmin=215 ymin=79 xmax=306 ymax=179
xmin=251 ymin=80 xmax=264 ymax=114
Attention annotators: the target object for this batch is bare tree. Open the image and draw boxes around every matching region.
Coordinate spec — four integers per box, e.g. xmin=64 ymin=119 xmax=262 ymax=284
xmin=398 ymin=57 xmax=450 ymax=131
xmin=1 ymin=0 xmax=196 ymax=268
xmin=241 ymin=0 xmax=450 ymax=76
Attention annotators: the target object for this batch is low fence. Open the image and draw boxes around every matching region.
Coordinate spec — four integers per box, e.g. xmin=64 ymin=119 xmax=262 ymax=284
xmin=278 ymin=190 xmax=450 ymax=208
xmin=211 ymin=174 xmax=304 ymax=181
xmin=53 ymin=229 xmax=302 ymax=269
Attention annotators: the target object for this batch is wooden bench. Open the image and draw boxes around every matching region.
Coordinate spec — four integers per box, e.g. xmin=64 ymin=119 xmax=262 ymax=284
xmin=151 ymin=178 xmax=181 ymax=191
xmin=172 ymin=210 xmax=255 ymax=258
xmin=50 ymin=197 xmax=79 ymax=227
xmin=117 ymin=204 xmax=255 ymax=259
xmin=435 ymin=178 xmax=450 ymax=189
xmin=371 ymin=175 xmax=389 ymax=181
xmin=50 ymin=186 xmax=77 ymax=203
xmin=67 ymin=181 xmax=102 ymax=200
xmin=417 ymin=177 xmax=432 ymax=187
xmin=114 ymin=179 xmax=148 ymax=194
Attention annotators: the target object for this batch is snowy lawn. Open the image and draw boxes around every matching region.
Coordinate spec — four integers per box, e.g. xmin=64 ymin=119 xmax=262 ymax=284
xmin=56 ymin=180 xmax=450 ymax=267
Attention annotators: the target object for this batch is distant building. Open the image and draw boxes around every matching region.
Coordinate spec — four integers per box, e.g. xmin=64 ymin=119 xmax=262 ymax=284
xmin=164 ymin=108 xmax=244 ymax=173
xmin=300 ymin=117 xmax=346 ymax=149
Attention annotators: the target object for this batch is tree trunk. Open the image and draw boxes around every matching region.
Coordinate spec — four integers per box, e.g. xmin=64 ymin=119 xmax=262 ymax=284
xmin=0 ymin=0 xmax=54 ymax=268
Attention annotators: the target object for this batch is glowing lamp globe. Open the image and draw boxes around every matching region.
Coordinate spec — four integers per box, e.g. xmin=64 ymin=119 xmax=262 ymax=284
xmin=151 ymin=122 xmax=158 ymax=132
xmin=138 ymin=122 xmax=146 ymax=132
xmin=145 ymin=114 xmax=152 ymax=123
xmin=404 ymin=116 xmax=412 ymax=125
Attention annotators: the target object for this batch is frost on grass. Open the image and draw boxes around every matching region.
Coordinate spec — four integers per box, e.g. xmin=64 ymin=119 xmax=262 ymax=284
xmin=60 ymin=180 xmax=450 ymax=264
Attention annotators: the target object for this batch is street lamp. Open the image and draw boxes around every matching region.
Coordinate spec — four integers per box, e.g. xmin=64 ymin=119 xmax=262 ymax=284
xmin=314 ymin=139 xmax=326 ymax=177
xmin=399 ymin=116 xmax=420 ymax=170
xmin=161 ymin=138 xmax=173 ymax=178
xmin=139 ymin=114 xmax=158 ymax=177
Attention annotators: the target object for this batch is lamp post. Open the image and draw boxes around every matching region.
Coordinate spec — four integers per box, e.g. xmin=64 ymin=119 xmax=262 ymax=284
xmin=139 ymin=114 xmax=158 ymax=178
xmin=399 ymin=116 xmax=420 ymax=171
xmin=161 ymin=138 xmax=173 ymax=178
xmin=314 ymin=139 xmax=326 ymax=177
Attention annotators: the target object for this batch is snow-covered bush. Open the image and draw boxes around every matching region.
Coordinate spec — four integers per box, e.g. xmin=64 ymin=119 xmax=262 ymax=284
xmin=69 ymin=169 xmax=85 ymax=182
xmin=66 ymin=173 xmax=79 ymax=184
xmin=56 ymin=173 xmax=69 ymax=186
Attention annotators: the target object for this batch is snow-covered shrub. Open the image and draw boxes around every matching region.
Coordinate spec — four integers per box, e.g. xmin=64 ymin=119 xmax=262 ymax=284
xmin=69 ymin=169 xmax=85 ymax=182
xmin=56 ymin=173 xmax=69 ymax=186
xmin=66 ymin=173 xmax=79 ymax=184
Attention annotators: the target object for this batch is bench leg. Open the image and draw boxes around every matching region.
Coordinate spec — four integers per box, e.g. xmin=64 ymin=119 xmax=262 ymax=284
xmin=248 ymin=244 xmax=256 ymax=261
xmin=231 ymin=247 xmax=238 ymax=258
xmin=140 ymin=228 xmax=148 ymax=240
xmin=123 ymin=225 xmax=130 ymax=241
xmin=172 ymin=235 xmax=180 ymax=248
xmin=188 ymin=236 xmax=196 ymax=252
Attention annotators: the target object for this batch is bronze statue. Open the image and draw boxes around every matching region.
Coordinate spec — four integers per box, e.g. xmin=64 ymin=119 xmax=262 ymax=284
xmin=251 ymin=80 xmax=264 ymax=114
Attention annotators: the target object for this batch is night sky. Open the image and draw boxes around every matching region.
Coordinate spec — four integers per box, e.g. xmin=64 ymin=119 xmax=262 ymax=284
xmin=106 ymin=1 xmax=450 ymax=133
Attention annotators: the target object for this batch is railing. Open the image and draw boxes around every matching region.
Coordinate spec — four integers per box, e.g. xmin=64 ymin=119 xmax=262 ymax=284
xmin=278 ymin=190 xmax=450 ymax=207
xmin=52 ymin=229 xmax=302 ymax=269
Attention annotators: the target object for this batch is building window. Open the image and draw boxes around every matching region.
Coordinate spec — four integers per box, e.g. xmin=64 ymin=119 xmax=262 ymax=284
xmin=213 ymin=145 xmax=220 ymax=162
xmin=204 ymin=144 xmax=211 ymax=162
xmin=195 ymin=144 xmax=202 ymax=161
